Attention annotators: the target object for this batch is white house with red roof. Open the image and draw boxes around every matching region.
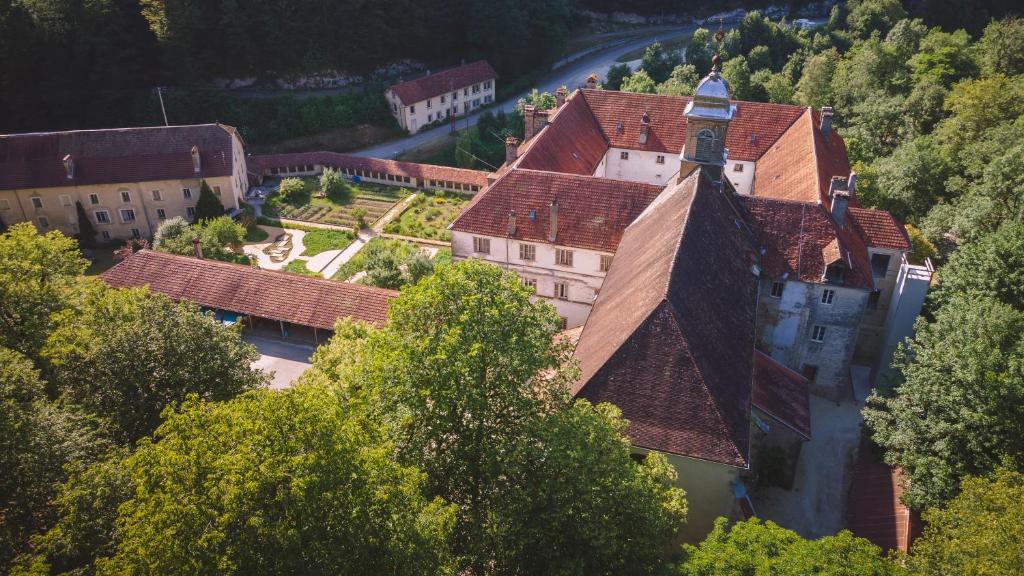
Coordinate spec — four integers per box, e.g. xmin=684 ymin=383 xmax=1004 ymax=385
xmin=385 ymin=60 xmax=497 ymax=134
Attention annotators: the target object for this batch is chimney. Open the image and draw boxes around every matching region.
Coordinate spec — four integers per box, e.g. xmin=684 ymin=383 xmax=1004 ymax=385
xmin=555 ymin=86 xmax=567 ymax=107
xmin=62 ymin=154 xmax=74 ymax=179
xmin=505 ymin=136 xmax=520 ymax=164
xmin=847 ymin=171 xmax=858 ymax=198
xmin=548 ymin=200 xmax=558 ymax=242
xmin=639 ymin=111 xmax=651 ymax=145
xmin=507 ymin=210 xmax=517 ymax=236
xmin=191 ymin=145 xmax=201 ymax=173
xmin=831 ymin=191 xmax=850 ymax=229
xmin=192 ymin=236 xmax=203 ymax=259
xmin=820 ymin=106 xmax=834 ymax=137
xmin=585 ymin=74 xmax=598 ymax=90
xmin=523 ymin=105 xmax=537 ymax=141
xmin=828 ymin=175 xmax=847 ymax=200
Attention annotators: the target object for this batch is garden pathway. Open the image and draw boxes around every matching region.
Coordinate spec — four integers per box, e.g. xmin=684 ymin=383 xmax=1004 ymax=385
xmin=243 ymin=226 xmax=307 ymax=271
xmin=313 ymin=193 xmax=420 ymax=278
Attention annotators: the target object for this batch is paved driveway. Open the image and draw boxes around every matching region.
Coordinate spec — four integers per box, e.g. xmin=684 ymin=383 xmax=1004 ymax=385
xmin=245 ymin=333 xmax=315 ymax=389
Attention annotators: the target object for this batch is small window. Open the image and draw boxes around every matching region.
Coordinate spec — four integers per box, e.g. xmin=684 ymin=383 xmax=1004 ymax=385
xmin=213 ymin=186 xmax=221 ymax=196
xmin=182 ymin=188 xmax=192 ymax=199
xmin=59 ymin=194 xmax=72 ymax=207
xmin=473 ymin=236 xmax=490 ymax=254
xmin=428 ymin=114 xmax=433 ymax=122
xmin=37 ymin=216 xmax=49 ymax=228
xmin=734 ymin=163 xmax=744 ymax=172
xmin=152 ymin=190 xmax=162 ymax=201
xmin=867 ymin=289 xmax=881 ymax=310
xmin=426 ymin=99 xmax=431 ymax=109
xmin=519 ymin=243 xmax=536 ymax=261
xmin=871 ymin=253 xmax=891 ymax=278
xmin=600 ymin=254 xmax=613 ymax=272
xmin=555 ymin=248 xmax=573 ymax=267
xmin=560 ymin=316 xmax=568 ymax=330
xmin=620 ymin=151 xmax=629 ymax=160
xmin=101 ymin=230 xmax=111 ymax=241
xmin=522 ymin=277 xmax=537 ymax=292
xmin=811 ymin=325 xmax=826 ymax=343
xmin=119 ymin=208 xmax=136 ymax=223
xmin=156 ymin=208 xmax=167 ymax=220
xmin=554 ymin=282 xmax=569 ymax=300
xmin=31 ymin=196 xmax=43 ymax=209
xmin=89 ymin=193 xmax=99 ymax=205
xmin=821 ymin=289 xmax=836 ymax=305
xmin=801 ymin=364 xmax=818 ymax=382
xmin=186 ymin=207 xmax=196 ymax=219
xmin=770 ymin=281 xmax=785 ymax=298
xmin=409 ymin=105 xmax=415 ymax=113
xmin=0 ymin=199 xmax=9 ymax=210
xmin=440 ymin=95 xmax=446 ymax=103
xmin=94 ymin=210 xmax=110 ymax=224
xmin=120 ymin=191 xmax=131 ymax=203
xmin=484 ymin=80 xmax=492 ymax=89
xmin=655 ymin=155 xmax=665 ymax=164
xmin=131 ymin=228 xmax=141 ymax=239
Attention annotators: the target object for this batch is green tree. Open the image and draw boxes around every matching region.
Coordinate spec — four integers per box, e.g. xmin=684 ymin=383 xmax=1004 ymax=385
xmin=844 ymin=92 xmax=907 ymax=164
xmin=864 ymin=294 xmax=1024 ymax=510
xmin=657 ymin=64 xmax=700 ymax=96
xmin=884 ymin=18 xmax=928 ymax=63
xmin=327 ymin=260 xmax=687 ymax=574
xmin=796 ymin=48 xmax=840 ymax=110
xmin=83 ymin=388 xmax=455 ymax=575
xmin=677 ymin=518 xmax=900 ymax=575
xmin=277 ymin=177 xmax=306 ymax=202
xmin=935 ymin=139 xmax=1024 ymax=241
xmin=977 ymin=17 xmax=1024 ymax=77
xmin=42 ymin=286 xmax=268 ymax=442
xmin=721 ymin=56 xmax=753 ymax=101
xmin=908 ymin=28 xmax=977 ymax=88
xmin=929 ymin=223 xmax=1024 ymax=312
xmin=516 ymin=88 xmax=557 ymax=112
xmin=902 ymin=76 xmax=948 ymax=137
xmin=364 ymin=248 xmax=405 ymax=289
xmin=604 ymin=62 xmax=632 ymax=90
xmin=866 ymin=135 xmax=949 ymax=221
xmin=846 ymin=0 xmax=907 ymax=39
xmin=641 ymin=42 xmax=681 ymax=84
xmin=319 ymin=167 xmax=350 ymax=203
xmin=153 ymin=216 xmax=246 ymax=263
xmin=761 ymin=71 xmax=796 ymax=104
xmin=192 ymin=180 xmax=225 ymax=222
xmin=0 ymin=223 xmax=88 ymax=359
xmin=687 ymin=28 xmax=713 ymax=76
xmin=620 ymin=69 xmax=657 ymax=94
xmin=0 ymin=347 xmax=111 ymax=572
xmin=746 ymin=45 xmax=771 ymax=72
xmin=935 ymin=75 xmax=1024 ymax=166
xmin=907 ymin=468 xmax=1024 ymax=576
xmin=74 ymin=201 xmax=97 ymax=248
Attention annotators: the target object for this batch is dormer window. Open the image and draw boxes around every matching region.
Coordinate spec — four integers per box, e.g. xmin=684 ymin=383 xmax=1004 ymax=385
xmin=823 ymin=262 xmax=845 ymax=284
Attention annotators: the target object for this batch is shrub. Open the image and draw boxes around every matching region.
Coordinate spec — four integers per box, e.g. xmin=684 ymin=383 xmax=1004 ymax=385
xmin=278 ymin=178 xmax=306 ymax=202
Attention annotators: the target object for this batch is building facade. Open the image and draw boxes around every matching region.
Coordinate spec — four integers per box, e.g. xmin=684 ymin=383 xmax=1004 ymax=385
xmin=385 ymin=60 xmax=497 ymax=134
xmin=0 ymin=124 xmax=247 ymax=241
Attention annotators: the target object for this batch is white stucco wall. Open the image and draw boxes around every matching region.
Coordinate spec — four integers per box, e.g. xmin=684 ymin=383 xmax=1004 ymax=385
xmin=388 ymin=79 xmax=496 ymax=134
xmin=725 ymin=160 xmax=755 ymax=194
xmin=598 ymin=148 xmax=678 ymax=186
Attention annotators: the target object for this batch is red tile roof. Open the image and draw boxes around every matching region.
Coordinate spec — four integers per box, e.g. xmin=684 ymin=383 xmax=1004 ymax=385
xmin=450 ymin=168 xmax=663 ymax=253
xmin=101 ymin=250 xmax=397 ymax=329
xmin=737 ymin=196 xmax=874 ymax=290
xmin=0 ymin=124 xmax=237 ymax=191
xmin=250 ymin=152 xmax=488 ymax=188
xmin=846 ymin=441 xmax=922 ymax=553
xmin=752 ymin=350 xmax=811 ymax=440
xmin=580 ymin=90 xmax=805 ymax=161
xmin=572 ymin=171 xmax=759 ymax=467
xmin=516 ymin=92 xmax=609 ymax=175
xmin=388 ymin=60 xmax=497 ymax=105
xmin=848 ymin=207 xmax=911 ymax=251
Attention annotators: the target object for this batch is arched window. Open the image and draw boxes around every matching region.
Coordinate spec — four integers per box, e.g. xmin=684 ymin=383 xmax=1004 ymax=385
xmin=696 ymin=128 xmax=716 ymax=160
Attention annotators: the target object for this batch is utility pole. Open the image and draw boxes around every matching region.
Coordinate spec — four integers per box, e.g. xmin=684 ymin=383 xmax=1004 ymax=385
xmin=155 ymin=87 xmax=169 ymax=126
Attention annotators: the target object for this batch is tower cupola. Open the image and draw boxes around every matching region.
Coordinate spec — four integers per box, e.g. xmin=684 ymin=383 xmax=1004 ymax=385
xmin=679 ymin=55 xmax=735 ymax=179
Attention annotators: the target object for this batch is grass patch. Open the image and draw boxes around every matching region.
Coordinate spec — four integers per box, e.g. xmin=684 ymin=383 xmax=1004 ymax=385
xmin=301 ymin=228 xmax=355 ymax=256
xmin=265 ymin=176 xmax=409 ymax=228
xmin=245 ymin=225 xmax=269 ymax=243
xmin=282 ymin=259 xmax=319 ymax=276
xmin=83 ymin=246 xmax=117 ymax=276
xmin=383 ymin=192 xmax=467 ymax=241
xmin=332 ymin=238 xmax=447 ymax=289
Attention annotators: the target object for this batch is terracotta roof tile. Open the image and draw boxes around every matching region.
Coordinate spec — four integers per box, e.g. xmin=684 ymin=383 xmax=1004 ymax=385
xmin=388 ymin=60 xmax=497 ymax=105
xmin=101 ymin=250 xmax=396 ymax=329
xmin=752 ymin=350 xmax=811 ymax=440
xmin=450 ymin=168 xmax=663 ymax=252
xmin=846 ymin=440 xmax=923 ymax=553
xmin=848 ymin=207 xmax=911 ymax=251
xmin=580 ymin=89 xmax=805 ymax=161
xmin=516 ymin=92 xmax=609 ymax=175
xmin=0 ymin=124 xmax=236 ymax=191
xmin=572 ymin=170 xmax=759 ymax=467
xmin=737 ymin=196 xmax=874 ymax=290
xmin=250 ymin=152 xmax=488 ymax=188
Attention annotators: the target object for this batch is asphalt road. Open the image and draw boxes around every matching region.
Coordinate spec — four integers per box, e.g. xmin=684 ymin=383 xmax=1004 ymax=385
xmin=353 ymin=24 xmax=709 ymax=159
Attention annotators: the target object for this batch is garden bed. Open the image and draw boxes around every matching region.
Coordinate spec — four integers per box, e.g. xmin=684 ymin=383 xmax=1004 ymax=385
xmin=265 ymin=177 xmax=410 ymax=228
xmin=332 ymin=238 xmax=450 ymax=289
xmin=301 ymin=229 xmax=355 ymax=256
xmin=383 ymin=192 xmax=467 ymax=241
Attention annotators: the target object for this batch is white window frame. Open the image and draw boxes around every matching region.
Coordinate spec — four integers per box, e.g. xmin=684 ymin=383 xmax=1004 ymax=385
xmin=59 ymin=194 xmax=72 ymax=207
xmin=120 ymin=191 xmax=131 ymax=203
xmin=152 ymin=189 xmax=162 ymax=201
xmin=821 ymin=289 xmax=836 ymax=305
xmin=555 ymin=248 xmax=574 ymax=267
xmin=522 ymin=277 xmax=537 ymax=292
xmin=101 ymin=230 xmax=111 ymax=241
xmin=119 ymin=208 xmax=136 ymax=223
xmin=31 ymin=196 xmax=43 ymax=209
xmin=519 ymin=243 xmax=536 ymax=261
xmin=811 ymin=325 xmax=826 ymax=343
xmin=94 ymin=210 xmax=111 ymax=224
xmin=186 ymin=206 xmax=196 ymax=219
xmin=156 ymin=208 xmax=167 ymax=220
xmin=182 ymin=187 xmax=192 ymax=199
xmin=554 ymin=281 xmax=569 ymax=300
xmin=473 ymin=236 xmax=490 ymax=254
xmin=88 ymin=193 xmax=99 ymax=205
xmin=131 ymin=228 xmax=141 ymax=239
xmin=655 ymin=155 xmax=665 ymax=164
xmin=600 ymin=254 xmax=613 ymax=272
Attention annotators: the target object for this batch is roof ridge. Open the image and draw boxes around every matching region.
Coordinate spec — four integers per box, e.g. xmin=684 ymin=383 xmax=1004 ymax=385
xmin=662 ymin=171 xmax=701 ymax=298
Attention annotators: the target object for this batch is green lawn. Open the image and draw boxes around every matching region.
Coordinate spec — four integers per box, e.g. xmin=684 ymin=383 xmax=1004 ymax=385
xmin=245 ymin=224 xmax=269 ymax=243
xmin=282 ymin=258 xmax=319 ymax=276
xmin=383 ymin=192 xmax=467 ymax=241
xmin=301 ymin=228 xmax=355 ymax=256
xmin=266 ymin=177 xmax=410 ymax=228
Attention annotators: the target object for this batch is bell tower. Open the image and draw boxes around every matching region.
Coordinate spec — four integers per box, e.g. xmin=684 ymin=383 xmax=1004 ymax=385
xmin=679 ymin=53 xmax=735 ymax=182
